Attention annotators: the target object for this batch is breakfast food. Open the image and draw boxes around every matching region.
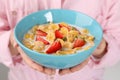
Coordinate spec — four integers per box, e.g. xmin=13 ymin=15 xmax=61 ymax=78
xmin=23 ymin=22 xmax=95 ymax=55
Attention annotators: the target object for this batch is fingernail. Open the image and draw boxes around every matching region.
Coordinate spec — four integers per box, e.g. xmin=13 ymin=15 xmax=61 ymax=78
xmin=46 ymin=72 xmax=52 ymax=75
xmin=59 ymin=73 xmax=64 ymax=76
xmin=59 ymin=71 xmax=64 ymax=75
xmin=52 ymin=70 xmax=56 ymax=75
xmin=44 ymin=70 xmax=52 ymax=75
xmin=13 ymin=43 xmax=18 ymax=48
xmin=39 ymin=67 xmax=43 ymax=72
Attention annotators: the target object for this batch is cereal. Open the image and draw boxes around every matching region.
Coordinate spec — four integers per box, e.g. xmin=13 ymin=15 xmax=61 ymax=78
xmin=23 ymin=22 xmax=95 ymax=55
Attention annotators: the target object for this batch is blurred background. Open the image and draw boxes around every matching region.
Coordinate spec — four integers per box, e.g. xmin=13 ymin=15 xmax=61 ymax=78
xmin=0 ymin=62 xmax=120 ymax=80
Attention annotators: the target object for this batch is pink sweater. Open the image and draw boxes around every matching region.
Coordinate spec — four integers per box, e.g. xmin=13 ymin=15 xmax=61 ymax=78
xmin=0 ymin=0 xmax=120 ymax=80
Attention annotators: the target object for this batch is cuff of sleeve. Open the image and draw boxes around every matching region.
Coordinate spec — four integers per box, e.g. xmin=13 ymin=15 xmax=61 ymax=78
xmin=0 ymin=30 xmax=14 ymax=67
xmin=90 ymin=55 xmax=101 ymax=64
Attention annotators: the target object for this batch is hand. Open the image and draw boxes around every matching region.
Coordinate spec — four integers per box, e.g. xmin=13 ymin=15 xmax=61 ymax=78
xmin=59 ymin=38 xmax=107 ymax=75
xmin=9 ymin=30 xmax=56 ymax=75
xmin=92 ymin=38 xmax=107 ymax=59
xmin=59 ymin=58 xmax=89 ymax=75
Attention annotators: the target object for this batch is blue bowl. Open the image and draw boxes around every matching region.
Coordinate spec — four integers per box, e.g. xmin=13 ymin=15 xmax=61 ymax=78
xmin=14 ymin=9 xmax=103 ymax=69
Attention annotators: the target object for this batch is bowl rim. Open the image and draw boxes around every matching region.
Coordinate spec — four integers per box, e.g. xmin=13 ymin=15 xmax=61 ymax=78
xmin=14 ymin=9 xmax=103 ymax=57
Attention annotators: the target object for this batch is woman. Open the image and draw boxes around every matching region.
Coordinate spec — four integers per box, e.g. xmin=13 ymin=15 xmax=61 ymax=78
xmin=0 ymin=0 xmax=120 ymax=80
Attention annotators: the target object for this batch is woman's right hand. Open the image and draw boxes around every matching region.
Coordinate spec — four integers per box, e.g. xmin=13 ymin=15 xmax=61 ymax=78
xmin=9 ymin=30 xmax=56 ymax=75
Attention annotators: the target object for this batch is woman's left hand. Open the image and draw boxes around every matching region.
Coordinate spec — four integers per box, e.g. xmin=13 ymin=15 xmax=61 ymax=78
xmin=92 ymin=38 xmax=107 ymax=59
xmin=59 ymin=38 xmax=107 ymax=75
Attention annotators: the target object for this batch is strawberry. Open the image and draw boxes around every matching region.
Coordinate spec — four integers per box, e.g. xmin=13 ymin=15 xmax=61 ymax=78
xmin=55 ymin=30 xmax=64 ymax=39
xmin=46 ymin=41 xmax=62 ymax=54
xmin=73 ymin=38 xmax=86 ymax=48
xmin=36 ymin=35 xmax=49 ymax=45
xmin=36 ymin=30 xmax=47 ymax=36
xmin=58 ymin=24 xmax=71 ymax=31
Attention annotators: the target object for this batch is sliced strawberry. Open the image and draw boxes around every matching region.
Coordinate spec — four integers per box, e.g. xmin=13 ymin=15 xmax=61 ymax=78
xmin=55 ymin=30 xmax=64 ymax=39
xmin=36 ymin=30 xmax=47 ymax=36
xmin=58 ymin=24 xmax=71 ymax=31
xmin=73 ymin=38 xmax=86 ymax=48
xmin=46 ymin=41 xmax=62 ymax=54
xmin=36 ymin=35 xmax=49 ymax=45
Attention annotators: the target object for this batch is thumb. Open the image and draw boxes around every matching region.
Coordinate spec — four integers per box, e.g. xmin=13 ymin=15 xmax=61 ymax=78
xmin=10 ymin=30 xmax=18 ymax=48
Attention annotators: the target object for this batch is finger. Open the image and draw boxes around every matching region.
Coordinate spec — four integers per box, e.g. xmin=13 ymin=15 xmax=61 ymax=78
xmin=59 ymin=68 xmax=71 ymax=75
xmin=70 ymin=58 xmax=89 ymax=72
xmin=17 ymin=46 xmax=29 ymax=59
xmin=12 ymin=35 xmax=18 ymax=48
xmin=97 ymin=38 xmax=106 ymax=49
xmin=44 ymin=67 xmax=54 ymax=75
xmin=29 ymin=61 xmax=44 ymax=72
xmin=13 ymin=41 xmax=19 ymax=48
xmin=51 ymin=69 xmax=56 ymax=75
xmin=10 ymin=30 xmax=18 ymax=48
xmin=93 ymin=49 xmax=103 ymax=56
xmin=17 ymin=47 xmax=43 ymax=72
